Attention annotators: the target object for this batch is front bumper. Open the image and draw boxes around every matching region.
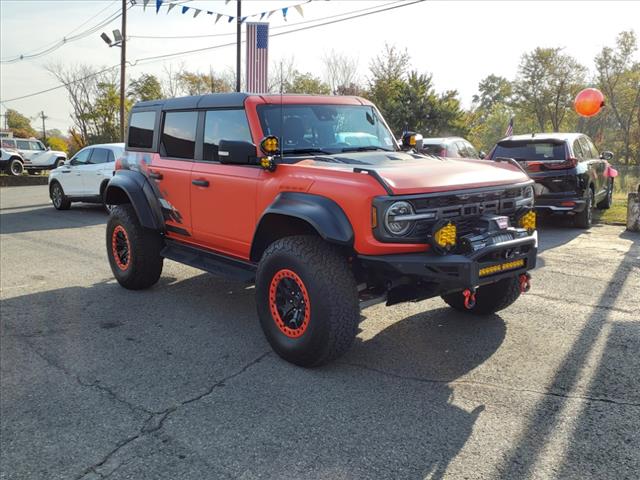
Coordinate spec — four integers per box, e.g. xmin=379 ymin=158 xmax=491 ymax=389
xmin=359 ymin=230 xmax=537 ymax=296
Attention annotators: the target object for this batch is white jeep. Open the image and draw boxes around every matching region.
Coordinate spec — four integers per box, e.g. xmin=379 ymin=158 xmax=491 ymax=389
xmin=1 ymin=138 xmax=67 ymax=175
xmin=0 ymin=144 xmax=25 ymax=176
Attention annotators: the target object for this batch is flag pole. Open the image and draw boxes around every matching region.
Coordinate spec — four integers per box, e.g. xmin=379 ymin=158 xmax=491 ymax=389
xmin=236 ymin=0 xmax=241 ymax=92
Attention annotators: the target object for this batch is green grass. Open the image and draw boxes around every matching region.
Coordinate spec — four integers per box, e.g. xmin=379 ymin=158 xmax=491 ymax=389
xmin=594 ymin=193 xmax=628 ymax=225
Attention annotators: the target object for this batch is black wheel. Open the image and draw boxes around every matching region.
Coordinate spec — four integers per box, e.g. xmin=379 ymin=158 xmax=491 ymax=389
xmin=255 ymin=235 xmax=359 ymax=367
xmin=50 ymin=181 xmax=71 ymax=210
xmin=574 ymin=187 xmax=594 ymax=229
xmin=28 ymin=170 xmax=41 ymax=176
xmin=106 ymin=204 xmax=164 ymax=290
xmin=596 ymin=179 xmax=613 ymax=210
xmin=441 ymin=276 xmax=522 ymax=315
xmin=8 ymin=158 xmax=24 ymax=176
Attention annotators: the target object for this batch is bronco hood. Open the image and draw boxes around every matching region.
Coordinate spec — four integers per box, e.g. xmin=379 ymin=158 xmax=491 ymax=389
xmin=308 ymin=152 xmax=531 ymax=195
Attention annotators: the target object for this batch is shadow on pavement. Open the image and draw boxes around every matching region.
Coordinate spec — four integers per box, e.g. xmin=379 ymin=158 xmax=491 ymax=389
xmin=0 ymin=204 xmax=106 ymax=235
xmin=496 ymin=240 xmax=640 ymax=479
xmin=0 ymin=271 xmax=506 ymax=479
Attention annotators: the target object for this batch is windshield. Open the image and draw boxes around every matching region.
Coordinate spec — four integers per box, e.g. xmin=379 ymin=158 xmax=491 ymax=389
xmin=493 ymin=141 xmax=566 ymax=161
xmin=257 ymin=104 xmax=397 ymax=157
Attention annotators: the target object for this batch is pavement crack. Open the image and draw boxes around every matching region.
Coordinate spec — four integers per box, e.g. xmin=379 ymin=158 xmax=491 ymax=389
xmin=73 ymin=351 xmax=271 ymax=479
xmin=21 ymin=338 xmax=153 ymax=416
xmin=341 ymin=362 xmax=640 ymax=408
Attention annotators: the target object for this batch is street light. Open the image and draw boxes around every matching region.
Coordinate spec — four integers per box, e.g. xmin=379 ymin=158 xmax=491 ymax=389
xmin=100 ymin=1 xmax=126 ymax=143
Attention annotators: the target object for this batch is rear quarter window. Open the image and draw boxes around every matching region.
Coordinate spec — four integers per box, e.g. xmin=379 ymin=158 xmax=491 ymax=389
xmin=422 ymin=144 xmax=446 ymax=156
xmin=128 ymin=111 xmax=156 ymax=149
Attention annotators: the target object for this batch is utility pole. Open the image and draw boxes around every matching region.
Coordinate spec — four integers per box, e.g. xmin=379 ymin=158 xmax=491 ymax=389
xmin=120 ymin=0 xmax=127 ymax=142
xmin=236 ymin=0 xmax=241 ymax=92
xmin=39 ymin=111 xmax=48 ymax=141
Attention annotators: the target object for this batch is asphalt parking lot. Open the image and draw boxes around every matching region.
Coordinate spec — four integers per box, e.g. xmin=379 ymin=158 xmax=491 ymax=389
xmin=1 ymin=185 xmax=639 ymax=480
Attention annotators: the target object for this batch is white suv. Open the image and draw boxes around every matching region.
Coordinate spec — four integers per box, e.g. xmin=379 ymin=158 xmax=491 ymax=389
xmin=49 ymin=143 xmax=124 ymax=210
xmin=0 ymin=144 xmax=25 ymax=176
xmin=1 ymin=138 xmax=67 ymax=174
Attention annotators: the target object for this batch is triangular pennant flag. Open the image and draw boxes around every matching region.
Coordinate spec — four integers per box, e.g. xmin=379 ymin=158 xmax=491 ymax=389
xmin=267 ymin=10 xmax=275 ymax=18
xmin=215 ymin=13 xmax=223 ymax=23
xmin=181 ymin=6 xmax=189 ymax=14
xmin=206 ymin=11 xmax=213 ymax=15
xmin=193 ymin=9 xmax=201 ymax=18
xmin=225 ymin=0 xmax=231 ymax=4
xmin=155 ymin=0 xmax=163 ymax=14
xmin=143 ymin=0 xmax=150 ymax=11
xmin=167 ymin=3 xmax=175 ymax=13
xmin=240 ymin=16 xmax=247 ymax=23
xmin=294 ymin=4 xmax=304 ymax=17
xmin=282 ymin=7 xmax=288 ymax=20
xmin=260 ymin=12 xmax=267 ymax=20
xmin=228 ymin=16 xmax=234 ymax=22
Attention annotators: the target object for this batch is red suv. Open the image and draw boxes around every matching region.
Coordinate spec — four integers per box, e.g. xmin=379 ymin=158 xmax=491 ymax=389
xmin=105 ymin=93 xmax=537 ymax=366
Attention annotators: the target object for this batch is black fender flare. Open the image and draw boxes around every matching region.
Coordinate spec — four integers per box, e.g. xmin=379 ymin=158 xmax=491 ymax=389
xmin=250 ymin=192 xmax=354 ymax=262
xmin=104 ymin=170 xmax=163 ymax=230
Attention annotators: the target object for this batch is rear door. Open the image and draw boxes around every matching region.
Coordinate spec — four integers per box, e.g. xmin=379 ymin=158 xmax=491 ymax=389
xmin=580 ymin=136 xmax=606 ymax=200
xmin=190 ymin=108 xmax=259 ymax=259
xmin=80 ymin=147 xmax=112 ymax=195
xmin=15 ymin=140 xmax=34 ymax=162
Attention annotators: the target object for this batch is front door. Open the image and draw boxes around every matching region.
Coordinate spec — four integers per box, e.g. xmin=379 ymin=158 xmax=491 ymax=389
xmin=80 ymin=147 xmax=112 ymax=196
xmin=190 ymin=109 xmax=259 ymax=260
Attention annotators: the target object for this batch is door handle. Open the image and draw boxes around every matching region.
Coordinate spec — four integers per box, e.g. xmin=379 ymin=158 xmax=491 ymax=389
xmin=192 ymin=179 xmax=209 ymax=187
xmin=149 ymin=171 xmax=163 ymax=180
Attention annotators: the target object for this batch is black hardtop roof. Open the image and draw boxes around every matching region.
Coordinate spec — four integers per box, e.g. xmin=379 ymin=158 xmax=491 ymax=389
xmin=132 ymin=92 xmax=250 ymax=111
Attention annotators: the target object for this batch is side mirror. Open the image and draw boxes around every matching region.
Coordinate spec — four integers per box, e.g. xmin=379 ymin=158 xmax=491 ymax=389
xmin=479 ymin=151 xmax=486 ymax=160
xmin=218 ymin=140 xmax=257 ymax=165
xmin=68 ymin=158 xmax=77 ymax=166
xmin=600 ymin=151 xmax=614 ymax=161
xmin=400 ymin=131 xmax=423 ymax=152
xmin=46 ymin=146 xmax=51 ymax=151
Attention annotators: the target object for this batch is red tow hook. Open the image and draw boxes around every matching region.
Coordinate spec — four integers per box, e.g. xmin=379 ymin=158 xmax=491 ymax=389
xmin=519 ymin=273 xmax=531 ymax=293
xmin=463 ymin=288 xmax=476 ymax=310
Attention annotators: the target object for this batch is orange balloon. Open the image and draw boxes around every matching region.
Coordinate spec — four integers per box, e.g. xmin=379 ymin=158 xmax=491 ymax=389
xmin=575 ymin=88 xmax=605 ymax=117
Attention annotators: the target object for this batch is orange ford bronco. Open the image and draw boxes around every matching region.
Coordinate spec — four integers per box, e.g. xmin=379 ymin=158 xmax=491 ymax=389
xmin=105 ymin=93 xmax=537 ymax=366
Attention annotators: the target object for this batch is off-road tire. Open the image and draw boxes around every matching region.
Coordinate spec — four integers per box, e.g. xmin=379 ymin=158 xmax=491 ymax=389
xmin=574 ymin=187 xmax=594 ymax=229
xmin=441 ymin=276 xmax=522 ymax=315
xmin=106 ymin=204 xmax=163 ymax=290
xmin=596 ymin=179 xmax=613 ymax=210
xmin=8 ymin=158 xmax=24 ymax=176
xmin=50 ymin=181 xmax=71 ymax=210
xmin=255 ymin=235 xmax=359 ymax=367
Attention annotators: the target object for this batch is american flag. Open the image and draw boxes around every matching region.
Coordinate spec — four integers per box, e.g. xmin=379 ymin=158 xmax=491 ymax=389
xmin=246 ymin=23 xmax=269 ymax=92
xmin=505 ymin=116 xmax=514 ymax=137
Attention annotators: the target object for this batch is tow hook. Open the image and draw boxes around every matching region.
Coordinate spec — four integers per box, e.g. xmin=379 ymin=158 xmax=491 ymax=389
xmin=519 ymin=273 xmax=531 ymax=293
xmin=463 ymin=288 xmax=477 ymax=310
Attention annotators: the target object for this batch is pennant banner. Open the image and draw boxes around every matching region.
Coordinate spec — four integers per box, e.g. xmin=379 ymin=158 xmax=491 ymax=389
xmin=149 ymin=0 xmax=312 ymax=25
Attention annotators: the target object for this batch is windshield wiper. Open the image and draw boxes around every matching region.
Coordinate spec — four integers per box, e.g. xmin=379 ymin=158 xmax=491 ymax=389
xmin=284 ymin=148 xmax=334 ymax=155
xmin=340 ymin=146 xmax=392 ymax=153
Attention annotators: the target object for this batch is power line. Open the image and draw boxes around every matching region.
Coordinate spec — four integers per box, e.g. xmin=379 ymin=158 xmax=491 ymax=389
xmin=0 ymin=3 xmax=129 ymax=64
xmin=129 ymin=0 xmax=405 ymax=40
xmin=0 ymin=0 xmax=424 ymax=103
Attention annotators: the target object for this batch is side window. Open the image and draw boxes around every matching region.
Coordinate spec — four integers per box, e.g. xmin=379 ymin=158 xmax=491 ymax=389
xmin=203 ymin=109 xmax=252 ymax=162
xmin=90 ymin=148 xmax=110 ymax=164
xmin=573 ymin=139 xmax=585 ymax=160
xmin=16 ymin=140 xmax=30 ymax=150
xmin=454 ymin=141 xmax=467 ymax=158
xmin=465 ymin=141 xmax=479 ymax=159
xmin=584 ymin=136 xmax=599 ymax=159
xmin=579 ymin=137 xmax=594 ymax=159
xmin=161 ymin=111 xmax=198 ymax=159
xmin=30 ymin=141 xmax=44 ymax=151
xmin=72 ymin=148 xmax=92 ymax=165
xmin=1 ymin=139 xmax=16 ymax=149
xmin=128 ymin=111 xmax=156 ymax=149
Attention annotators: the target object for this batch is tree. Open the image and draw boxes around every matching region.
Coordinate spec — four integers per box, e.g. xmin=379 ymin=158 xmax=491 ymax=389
xmin=472 ymin=75 xmax=513 ymax=112
xmin=285 ymin=72 xmax=331 ymax=95
xmin=6 ymin=109 xmax=37 ymax=138
xmin=595 ymin=30 xmax=640 ymax=163
xmin=322 ymin=50 xmax=359 ymax=94
xmin=129 ymin=73 xmax=163 ymax=102
xmin=46 ymin=136 xmax=69 ymax=153
xmin=178 ymin=69 xmax=233 ymax=95
xmin=514 ymin=47 xmax=587 ymax=132
xmin=269 ymin=56 xmax=297 ymax=93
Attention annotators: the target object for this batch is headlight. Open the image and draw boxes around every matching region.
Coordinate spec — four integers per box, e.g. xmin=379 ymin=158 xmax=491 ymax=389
xmin=518 ymin=210 xmax=536 ymax=232
xmin=384 ymin=201 xmax=414 ymax=236
xmin=524 ymin=185 xmax=534 ymax=199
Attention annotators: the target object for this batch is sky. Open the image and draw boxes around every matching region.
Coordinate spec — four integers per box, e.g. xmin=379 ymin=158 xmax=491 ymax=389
xmin=1 ymin=0 xmax=639 ymax=133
